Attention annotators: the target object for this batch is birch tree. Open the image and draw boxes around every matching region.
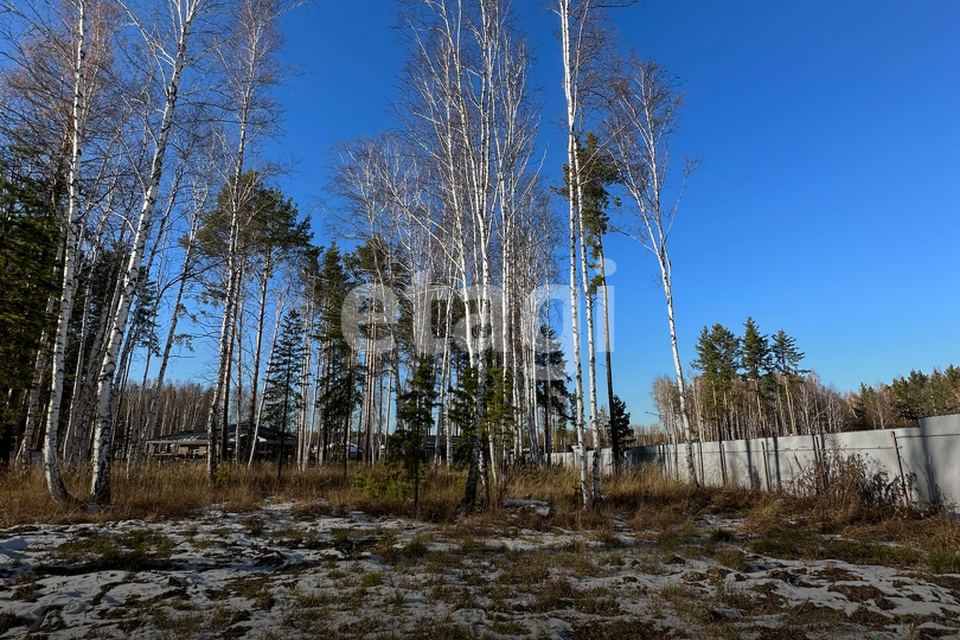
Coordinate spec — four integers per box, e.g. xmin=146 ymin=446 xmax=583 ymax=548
xmin=130 ymin=128 xmax=218 ymax=468
xmin=397 ymin=0 xmax=540 ymax=509
xmin=607 ymin=58 xmax=699 ymax=485
xmin=553 ymin=0 xmax=609 ymax=507
xmin=89 ymin=0 xmax=213 ymax=505
xmin=39 ymin=0 xmax=87 ymax=502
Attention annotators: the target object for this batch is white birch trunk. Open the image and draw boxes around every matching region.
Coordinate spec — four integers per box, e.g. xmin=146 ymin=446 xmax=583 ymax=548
xmin=610 ymin=59 xmax=699 ymax=486
xmin=558 ymin=0 xmax=591 ymax=509
xmin=90 ymin=0 xmax=199 ymax=504
xmin=575 ymin=170 xmax=602 ymax=503
xmin=43 ymin=0 xmax=87 ymax=504
xmin=660 ymin=257 xmax=698 ymax=485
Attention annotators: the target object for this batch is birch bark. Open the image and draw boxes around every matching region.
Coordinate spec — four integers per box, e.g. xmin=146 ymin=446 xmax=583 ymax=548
xmin=608 ymin=59 xmax=699 ymax=486
xmin=43 ymin=0 xmax=87 ymax=504
xmin=557 ymin=0 xmax=591 ymax=509
xmin=90 ymin=0 xmax=202 ymax=504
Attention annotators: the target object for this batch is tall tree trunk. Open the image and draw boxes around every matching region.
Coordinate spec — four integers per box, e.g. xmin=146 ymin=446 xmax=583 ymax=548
xmin=17 ymin=291 xmax=57 ymax=464
xmin=247 ymin=261 xmax=272 ymax=461
xmin=440 ymin=300 xmax=453 ymax=467
xmin=525 ymin=309 xmax=542 ymax=464
xmin=576 ymin=189 xmax=601 ymax=503
xmin=90 ymin=0 xmax=198 ymax=505
xmin=558 ymin=0 xmax=591 ymax=509
xmin=660 ymin=258 xmax=699 ymax=486
xmin=248 ymin=297 xmax=285 ymax=466
xmin=597 ymin=238 xmax=617 ymax=469
xmin=298 ymin=304 xmax=313 ymax=470
xmin=43 ymin=0 xmax=87 ymax=504
xmin=785 ymin=376 xmax=798 ymax=436
xmin=362 ymin=330 xmax=375 ymax=466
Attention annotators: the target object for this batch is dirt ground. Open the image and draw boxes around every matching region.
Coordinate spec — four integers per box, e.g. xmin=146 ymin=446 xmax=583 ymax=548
xmin=2 ymin=500 xmax=959 ymax=639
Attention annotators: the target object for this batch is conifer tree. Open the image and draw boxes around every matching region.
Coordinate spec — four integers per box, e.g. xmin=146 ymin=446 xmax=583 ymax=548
xmin=0 ymin=148 xmax=60 ymax=463
xmin=311 ymin=244 xmax=356 ymax=467
xmin=535 ymin=326 xmax=570 ymax=464
xmin=262 ymin=308 xmax=305 ymax=482
xmin=692 ymin=324 xmax=740 ymax=440
xmin=771 ymin=329 xmax=806 ymax=436
xmin=559 ymin=132 xmax=622 ymax=470
xmin=393 ymin=356 xmax=437 ymax=516
xmin=741 ymin=317 xmax=773 ymax=437
xmin=609 ymin=394 xmax=632 ymax=466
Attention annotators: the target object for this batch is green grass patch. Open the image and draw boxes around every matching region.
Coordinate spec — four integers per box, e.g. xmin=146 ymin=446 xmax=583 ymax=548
xmin=927 ymin=550 xmax=960 ymax=574
xmin=49 ymin=529 xmax=174 ymax=571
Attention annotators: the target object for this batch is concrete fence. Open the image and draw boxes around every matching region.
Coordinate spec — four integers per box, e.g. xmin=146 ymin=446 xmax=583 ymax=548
xmin=554 ymin=414 xmax=960 ymax=510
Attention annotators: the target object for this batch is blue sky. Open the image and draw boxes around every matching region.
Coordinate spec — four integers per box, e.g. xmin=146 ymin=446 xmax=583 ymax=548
xmin=267 ymin=0 xmax=960 ymax=423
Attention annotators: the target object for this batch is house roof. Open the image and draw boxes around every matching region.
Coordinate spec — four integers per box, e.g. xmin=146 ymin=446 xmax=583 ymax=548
xmin=146 ymin=429 xmax=209 ymax=445
xmin=146 ymin=424 xmax=295 ymax=446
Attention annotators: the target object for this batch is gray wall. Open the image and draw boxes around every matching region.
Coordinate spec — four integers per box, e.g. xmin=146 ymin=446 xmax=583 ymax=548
xmin=554 ymin=414 xmax=960 ymax=510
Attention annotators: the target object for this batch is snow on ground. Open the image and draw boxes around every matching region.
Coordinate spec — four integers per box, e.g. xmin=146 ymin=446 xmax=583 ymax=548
xmin=1 ymin=499 xmax=959 ymax=639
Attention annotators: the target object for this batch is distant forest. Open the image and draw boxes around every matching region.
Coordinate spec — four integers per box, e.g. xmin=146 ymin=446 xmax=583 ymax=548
xmin=646 ymin=317 xmax=960 ymax=446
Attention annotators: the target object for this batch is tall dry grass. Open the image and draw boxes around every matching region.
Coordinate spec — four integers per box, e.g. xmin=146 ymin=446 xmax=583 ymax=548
xmin=0 ymin=461 xmax=464 ymax=527
xmin=2 ymin=458 xmax=958 ymax=560
xmin=0 ymin=463 xmax=221 ymax=526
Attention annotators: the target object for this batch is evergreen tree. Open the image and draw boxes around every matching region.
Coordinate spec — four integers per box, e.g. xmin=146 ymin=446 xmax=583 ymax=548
xmin=890 ymin=370 xmax=928 ymax=422
xmin=575 ymin=133 xmax=622 ymax=466
xmin=312 ymin=244 xmax=358 ymax=467
xmin=770 ymin=329 xmax=806 ymax=436
xmin=770 ymin=330 xmax=805 ymax=377
xmin=391 ymin=356 xmax=437 ymax=515
xmin=852 ymin=383 xmax=881 ymax=430
xmin=926 ymin=366 xmax=960 ymax=417
xmin=691 ymin=323 xmax=740 ymax=439
xmin=610 ymin=395 xmax=633 ymax=467
xmin=262 ymin=309 xmax=306 ymax=481
xmin=448 ymin=362 xmax=517 ymax=505
xmin=741 ymin=317 xmax=773 ymax=436
xmin=485 ymin=366 xmax=515 ymax=489
xmin=535 ymin=326 xmax=570 ymax=461
xmin=0 ymin=147 xmax=61 ymax=462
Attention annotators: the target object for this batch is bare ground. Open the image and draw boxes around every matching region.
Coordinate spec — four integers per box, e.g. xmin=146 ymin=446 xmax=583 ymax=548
xmin=2 ymin=500 xmax=959 ymax=640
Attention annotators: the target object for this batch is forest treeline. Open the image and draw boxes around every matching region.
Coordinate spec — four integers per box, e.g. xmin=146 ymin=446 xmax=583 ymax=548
xmin=648 ymin=317 xmax=960 ymax=446
xmin=0 ymin=0 xmax=952 ymax=510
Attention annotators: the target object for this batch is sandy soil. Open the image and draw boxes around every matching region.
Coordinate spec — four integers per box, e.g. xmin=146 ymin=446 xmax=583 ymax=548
xmin=2 ymin=500 xmax=959 ymax=639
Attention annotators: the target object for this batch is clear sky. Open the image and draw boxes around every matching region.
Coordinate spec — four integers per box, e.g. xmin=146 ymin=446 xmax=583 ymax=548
xmin=265 ymin=0 xmax=960 ymax=424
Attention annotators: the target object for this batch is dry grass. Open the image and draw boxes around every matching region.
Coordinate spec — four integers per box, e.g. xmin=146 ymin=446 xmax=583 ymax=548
xmin=0 ymin=463 xmax=220 ymax=526
xmin=0 ymin=462 xmax=463 ymax=527
xmin=3 ymin=459 xmax=959 ymax=570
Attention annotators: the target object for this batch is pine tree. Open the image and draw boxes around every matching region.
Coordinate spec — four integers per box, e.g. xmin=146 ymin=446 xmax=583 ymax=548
xmin=741 ymin=317 xmax=773 ymax=437
xmin=890 ymin=370 xmax=928 ymax=422
xmin=392 ymin=356 xmax=437 ymax=516
xmin=610 ymin=395 xmax=633 ymax=466
xmin=535 ymin=326 xmax=570 ymax=464
xmin=770 ymin=329 xmax=806 ymax=436
xmin=559 ymin=132 xmax=622 ymax=470
xmin=262 ymin=309 xmax=305 ymax=482
xmin=311 ymin=244 xmax=358 ymax=468
xmin=0 ymin=147 xmax=61 ymax=463
xmin=692 ymin=324 xmax=740 ymax=439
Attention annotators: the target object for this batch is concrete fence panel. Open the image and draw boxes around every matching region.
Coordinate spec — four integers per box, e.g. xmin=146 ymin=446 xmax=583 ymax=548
xmin=553 ymin=414 xmax=960 ymax=510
